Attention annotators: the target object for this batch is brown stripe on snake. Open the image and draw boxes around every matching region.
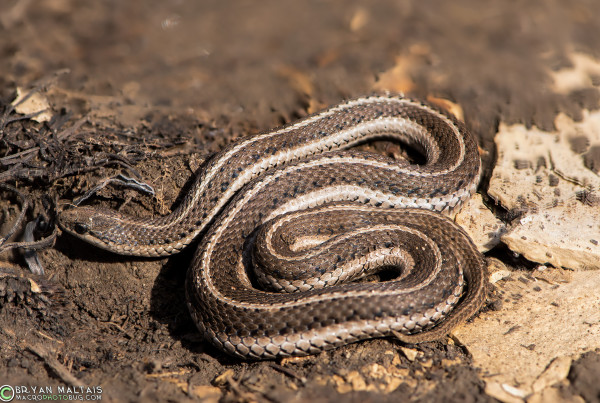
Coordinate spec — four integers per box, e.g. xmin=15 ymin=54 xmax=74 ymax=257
xmin=58 ymin=94 xmax=487 ymax=359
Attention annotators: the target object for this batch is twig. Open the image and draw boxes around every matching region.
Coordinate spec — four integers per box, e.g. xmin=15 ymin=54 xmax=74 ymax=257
xmin=73 ymin=174 xmax=155 ymax=206
xmin=269 ymin=363 xmax=307 ymax=384
xmin=0 ymin=225 xmax=56 ymax=253
xmin=0 ymin=184 xmax=29 ymax=248
xmin=25 ymin=343 xmax=84 ymax=387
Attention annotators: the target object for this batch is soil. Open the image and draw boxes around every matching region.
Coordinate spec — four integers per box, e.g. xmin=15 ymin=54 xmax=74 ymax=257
xmin=1 ymin=0 xmax=600 ymax=402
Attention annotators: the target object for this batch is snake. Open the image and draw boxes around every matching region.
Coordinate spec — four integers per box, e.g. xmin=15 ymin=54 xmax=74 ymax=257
xmin=58 ymin=94 xmax=487 ymax=360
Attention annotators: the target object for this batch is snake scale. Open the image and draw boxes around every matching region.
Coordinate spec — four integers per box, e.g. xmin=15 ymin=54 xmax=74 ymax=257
xmin=59 ymin=94 xmax=487 ymax=359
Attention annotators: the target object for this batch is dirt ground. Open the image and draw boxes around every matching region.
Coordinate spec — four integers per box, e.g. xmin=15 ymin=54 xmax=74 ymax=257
xmin=1 ymin=0 xmax=600 ymax=402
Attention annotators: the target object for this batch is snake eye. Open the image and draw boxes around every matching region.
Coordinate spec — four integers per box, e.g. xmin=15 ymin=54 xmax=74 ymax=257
xmin=74 ymin=223 xmax=89 ymax=234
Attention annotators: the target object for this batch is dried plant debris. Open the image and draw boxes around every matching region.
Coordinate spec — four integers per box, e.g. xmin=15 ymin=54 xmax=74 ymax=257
xmin=12 ymin=87 xmax=52 ymax=123
xmin=0 ymin=80 xmax=196 ymax=265
xmin=1 ymin=101 xmax=187 ymax=186
xmin=0 ymin=265 xmax=64 ymax=318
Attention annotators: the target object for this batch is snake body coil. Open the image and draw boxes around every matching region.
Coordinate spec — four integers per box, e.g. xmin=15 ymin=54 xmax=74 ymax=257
xmin=59 ymin=94 xmax=487 ymax=359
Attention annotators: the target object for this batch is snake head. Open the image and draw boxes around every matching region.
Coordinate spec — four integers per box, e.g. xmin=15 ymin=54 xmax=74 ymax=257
xmin=58 ymin=206 xmax=128 ymax=251
xmin=58 ymin=205 xmax=176 ymax=257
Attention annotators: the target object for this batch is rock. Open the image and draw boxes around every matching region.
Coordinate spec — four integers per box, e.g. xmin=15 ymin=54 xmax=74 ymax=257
xmin=488 ymin=110 xmax=600 ymax=270
xmin=455 ymin=194 xmax=505 ymax=253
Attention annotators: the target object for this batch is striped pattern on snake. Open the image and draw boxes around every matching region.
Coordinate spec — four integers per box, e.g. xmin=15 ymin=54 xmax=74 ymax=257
xmin=59 ymin=94 xmax=487 ymax=359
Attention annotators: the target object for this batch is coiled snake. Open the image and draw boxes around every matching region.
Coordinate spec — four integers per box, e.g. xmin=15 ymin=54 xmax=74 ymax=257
xmin=59 ymin=94 xmax=487 ymax=359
